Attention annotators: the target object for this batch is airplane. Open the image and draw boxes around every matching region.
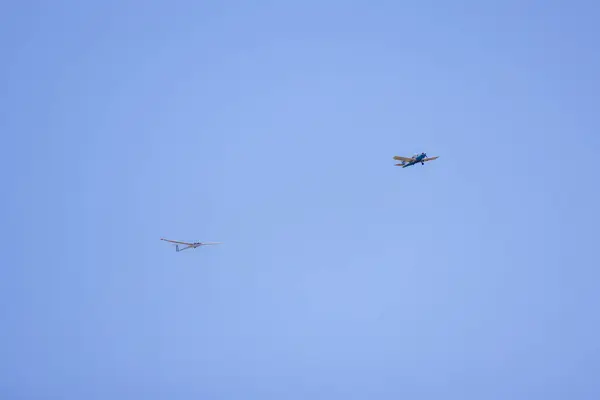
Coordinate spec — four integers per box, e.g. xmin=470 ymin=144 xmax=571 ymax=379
xmin=393 ymin=152 xmax=439 ymax=168
xmin=161 ymin=238 xmax=222 ymax=252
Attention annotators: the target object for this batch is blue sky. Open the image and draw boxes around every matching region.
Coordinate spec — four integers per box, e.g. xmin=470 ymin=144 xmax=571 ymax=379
xmin=2 ymin=1 xmax=599 ymax=398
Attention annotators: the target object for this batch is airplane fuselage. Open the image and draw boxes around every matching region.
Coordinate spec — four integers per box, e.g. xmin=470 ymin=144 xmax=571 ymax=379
xmin=403 ymin=153 xmax=426 ymax=168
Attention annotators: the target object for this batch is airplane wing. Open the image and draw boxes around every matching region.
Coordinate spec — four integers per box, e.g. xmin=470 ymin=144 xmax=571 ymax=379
xmin=200 ymin=242 xmax=222 ymax=245
xmin=393 ymin=156 xmax=414 ymax=162
xmin=161 ymin=238 xmax=195 ymax=246
xmin=422 ymin=156 xmax=439 ymax=162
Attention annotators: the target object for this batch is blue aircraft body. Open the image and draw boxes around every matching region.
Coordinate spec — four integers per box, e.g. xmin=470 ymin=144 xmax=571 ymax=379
xmin=393 ymin=152 xmax=439 ymax=168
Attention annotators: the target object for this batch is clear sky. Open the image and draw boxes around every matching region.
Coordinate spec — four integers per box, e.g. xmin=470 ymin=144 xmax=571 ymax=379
xmin=2 ymin=1 xmax=599 ymax=398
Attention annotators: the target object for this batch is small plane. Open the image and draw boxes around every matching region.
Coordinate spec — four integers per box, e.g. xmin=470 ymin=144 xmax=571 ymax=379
xmin=393 ymin=152 xmax=439 ymax=168
xmin=161 ymin=238 xmax=222 ymax=252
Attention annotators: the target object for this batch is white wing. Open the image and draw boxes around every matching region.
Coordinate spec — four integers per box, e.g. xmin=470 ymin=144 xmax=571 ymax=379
xmin=161 ymin=238 xmax=194 ymax=246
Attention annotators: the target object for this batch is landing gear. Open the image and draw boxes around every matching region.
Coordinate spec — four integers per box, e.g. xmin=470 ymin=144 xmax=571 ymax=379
xmin=421 ymin=162 xmax=424 ymax=165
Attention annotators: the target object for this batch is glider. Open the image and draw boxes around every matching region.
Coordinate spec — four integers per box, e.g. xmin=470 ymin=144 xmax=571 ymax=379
xmin=161 ymin=238 xmax=222 ymax=252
